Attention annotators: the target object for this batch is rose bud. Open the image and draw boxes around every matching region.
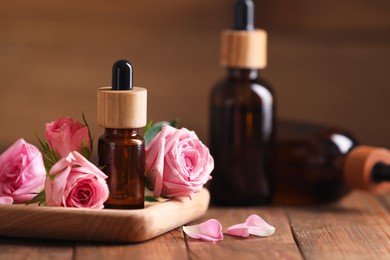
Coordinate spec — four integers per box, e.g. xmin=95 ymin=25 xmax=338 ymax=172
xmin=46 ymin=117 xmax=90 ymax=158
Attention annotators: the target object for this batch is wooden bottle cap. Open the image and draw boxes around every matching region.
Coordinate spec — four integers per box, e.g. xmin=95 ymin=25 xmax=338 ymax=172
xmin=97 ymin=86 xmax=147 ymax=129
xmin=344 ymin=146 xmax=390 ymax=193
xmin=220 ymin=29 xmax=267 ymax=69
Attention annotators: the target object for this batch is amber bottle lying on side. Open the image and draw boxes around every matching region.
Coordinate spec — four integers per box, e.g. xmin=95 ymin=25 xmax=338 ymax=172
xmin=274 ymin=119 xmax=390 ymax=205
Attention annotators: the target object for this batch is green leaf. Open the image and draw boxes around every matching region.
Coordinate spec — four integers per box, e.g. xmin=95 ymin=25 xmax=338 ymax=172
xmin=42 ymin=146 xmax=60 ymax=172
xmin=143 ymin=119 xmax=179 ymax=146
xmin=81 ymin=141 xmax=91 ymax=160
xmin=34 ymin=130 xmax=48 ymax=151
xmin=144 ymin=121 xmax=170 ymax=146
xmin=144 ymin=175 xmax=153 ymax=191
xmin=142 ymin=120 xmax=153 ymax=137
xmin=144 ymin=196 xmax=159 ymax=202
xmin=82 ymin=112 xmax=93 ymax=156
xmin=26 ymin=190 xmax=46 ymax=206
xmin=35 ymin=130 xmax=60 ymax=172
xmin=170 ymin=118 xmax=179 ymax=128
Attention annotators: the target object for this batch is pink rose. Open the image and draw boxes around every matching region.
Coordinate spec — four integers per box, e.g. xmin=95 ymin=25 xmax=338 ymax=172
xmin=46 ymin=117 xmax=90 ymax=158
xmin=145 ymin=126 xmax=214 ymax=198
xmin=0 ymin=139 xmax=46 ymax=202
xmin=45 ymin=151 xmax=109 ymax=208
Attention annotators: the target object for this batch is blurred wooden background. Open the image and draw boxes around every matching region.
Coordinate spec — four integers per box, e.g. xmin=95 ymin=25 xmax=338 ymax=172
xmin=0 ymin=0 xmax=389 ymax=155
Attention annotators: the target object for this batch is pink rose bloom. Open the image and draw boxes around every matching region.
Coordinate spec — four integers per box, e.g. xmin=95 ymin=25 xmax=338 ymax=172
xmin=46 ymin=117 xmax=90 ymax=158
xmin=45 ymin=151 xmax=109 ymax=208
xmin=0 ymin=139 xmax=46 ymax=202
xmin=145 ymin=126 xmax=214 ymax=198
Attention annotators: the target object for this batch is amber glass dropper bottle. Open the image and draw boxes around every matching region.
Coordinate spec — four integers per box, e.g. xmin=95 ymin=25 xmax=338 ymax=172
xmin=275 ymin=120 xmax=390 ymax=205
xmin=209 ymin=0 xmax=275 ymax=206
xmin=97 ymin=60 xmax=147 ymax=209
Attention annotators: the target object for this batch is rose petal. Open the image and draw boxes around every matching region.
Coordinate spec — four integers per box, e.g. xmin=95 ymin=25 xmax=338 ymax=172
xmin=245 ymin=214 xmax=276 ymax=236
xmin=226 ymin=214 xmax=275 ymax=238
xmin=225 ymin=223 xmax=250 ymax=237
xmin=183 ymin=219 xmax=223 ymax=242
xmin=0 ymin=196 xmax=13 ymax=205
xmin=145 ymin=126 xmax=172 ymax=197
xmin=72 ymin=152 xmax=108 ymax=179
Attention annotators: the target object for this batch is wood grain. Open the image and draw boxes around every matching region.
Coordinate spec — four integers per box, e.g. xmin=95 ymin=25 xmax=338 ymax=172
xmin=0 ymin=238 xmax=73 ymax=260
xmin=97 ymin=87 xmax=147 ymax=129
xmin=74 ymin=228 xmax=187 ymax=260
xmin=1 ymin=192 xmax=390 ymax=258
xmin=378 ymin=191 xmax=390 ymax=211
xmin=0 ymin=189 xmax=210 ymax=243
xmin=287 ymin=191 xmax=390 ymax=259
xmin=185 ymin=207 xmax=303 ymax=260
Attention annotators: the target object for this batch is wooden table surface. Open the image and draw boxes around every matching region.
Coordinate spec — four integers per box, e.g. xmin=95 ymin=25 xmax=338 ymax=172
xmin=1 ymin=191 xmax=389 ymax=260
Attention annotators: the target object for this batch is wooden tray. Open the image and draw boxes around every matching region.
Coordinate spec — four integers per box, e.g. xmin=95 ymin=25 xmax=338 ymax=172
xmin=0 ymin=189 xmax=210 ymax=243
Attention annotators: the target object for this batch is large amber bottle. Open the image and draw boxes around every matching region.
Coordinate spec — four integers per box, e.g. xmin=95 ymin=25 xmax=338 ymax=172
xmin=209 ymin=0 xmax=275 ymax=206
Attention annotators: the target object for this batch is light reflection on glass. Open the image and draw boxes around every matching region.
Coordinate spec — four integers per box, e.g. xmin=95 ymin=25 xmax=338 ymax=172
xmin=330 ymin=134 xmax=354 ymax=154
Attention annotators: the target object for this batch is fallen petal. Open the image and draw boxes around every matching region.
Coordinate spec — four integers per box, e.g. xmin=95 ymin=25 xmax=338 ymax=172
xmin=225 ymin=223 xmax=250 ymax=237
xmin=183 ymin=219 xmax=223 ymax=242
xmin=226 ymin=214 xmax=275 ymax=238
xmin=245 ymin=214 xmax=275 ymax=237
xmin=0 ymin=196 xmax=13 ymax=205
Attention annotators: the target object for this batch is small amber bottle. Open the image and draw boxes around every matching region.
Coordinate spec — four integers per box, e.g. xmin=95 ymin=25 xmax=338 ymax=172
xmin=97 ymin=60 xmax=147 ymax=209
xmin=275 ymin=120 xmax=390 ymax=205
xmin=209 ymin=0 xmax=275 ymax=206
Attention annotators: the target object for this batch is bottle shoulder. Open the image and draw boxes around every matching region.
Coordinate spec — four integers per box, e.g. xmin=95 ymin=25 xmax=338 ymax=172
xmin=212 ymin=75 xmax=273 ymax=92
xmin=210 ymin=76 xmax=275 ymax=105
xmin=98 ymin=131 xmax=144 ymax=146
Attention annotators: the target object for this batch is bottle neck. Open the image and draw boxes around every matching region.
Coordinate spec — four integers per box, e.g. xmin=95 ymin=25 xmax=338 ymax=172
xmin=372 ymin=162 xmax=390 ymax=182
xmin=227 ymin=68 xmax=260 ymax=80
xmin=104 ymin=128 xmax=140 ymax=137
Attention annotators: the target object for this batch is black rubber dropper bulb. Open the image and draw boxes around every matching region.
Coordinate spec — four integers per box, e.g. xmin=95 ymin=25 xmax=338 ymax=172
xmin=112 ymin=60 xmax=133 ymax=90
xmin=233 ymin=0 xmax=254 ymax=31
xmin=372 ymin=162 xmax=390 ymax=182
